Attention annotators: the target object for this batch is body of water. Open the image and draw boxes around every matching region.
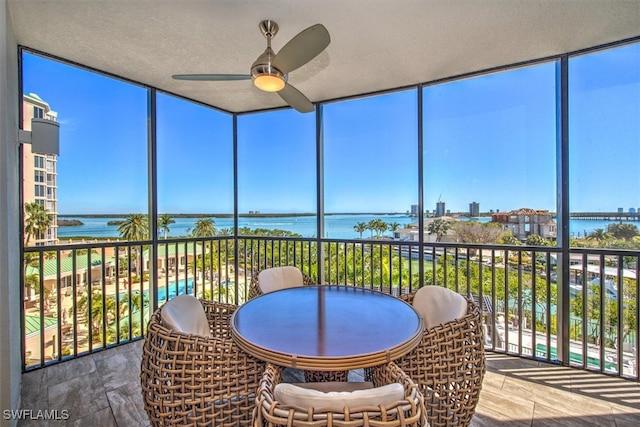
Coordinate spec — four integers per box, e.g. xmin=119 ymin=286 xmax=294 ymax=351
xmin=57 ymin=214 xmax=416 ymax=240
xmin=57 ymin=214 xmax=634 ymax=240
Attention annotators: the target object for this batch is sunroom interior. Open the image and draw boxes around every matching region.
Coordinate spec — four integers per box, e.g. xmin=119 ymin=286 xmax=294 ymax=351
xmin=2 ymin=0 xmax=640 ymax=425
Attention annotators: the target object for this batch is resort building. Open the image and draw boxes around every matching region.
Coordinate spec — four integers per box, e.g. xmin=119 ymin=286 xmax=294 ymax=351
xmin=21 ymin=93 xmax=58 ymax=246
xmin=491 ymin=208 xmax=557 ymax=241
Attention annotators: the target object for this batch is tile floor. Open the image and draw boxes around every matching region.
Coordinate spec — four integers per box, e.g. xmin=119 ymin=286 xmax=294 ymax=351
xmin=17 ymin=340 xmax=640 ymax=426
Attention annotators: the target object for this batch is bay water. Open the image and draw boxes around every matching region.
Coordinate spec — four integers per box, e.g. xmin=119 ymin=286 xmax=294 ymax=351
xmin=57 ymin=214 xmax=626 ymax=240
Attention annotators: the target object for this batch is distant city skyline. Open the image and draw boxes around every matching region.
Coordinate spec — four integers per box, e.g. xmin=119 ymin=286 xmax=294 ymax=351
xmin=21 ymin=42 xmax=640 ymax=216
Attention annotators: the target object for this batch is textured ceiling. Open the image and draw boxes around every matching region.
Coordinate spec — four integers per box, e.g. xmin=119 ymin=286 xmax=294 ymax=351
xmin=7 ymin=0 xmax=640 ymax=114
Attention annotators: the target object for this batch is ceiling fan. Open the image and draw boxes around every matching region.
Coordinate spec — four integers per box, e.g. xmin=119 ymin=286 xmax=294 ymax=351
xmin=172 ymin=20 xmax=330 ymax=113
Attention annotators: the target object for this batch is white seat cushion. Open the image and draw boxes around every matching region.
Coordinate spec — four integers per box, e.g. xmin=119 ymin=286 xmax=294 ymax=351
xmin=258 ymin=266 xmax=304 ymax=294
xmin=274 ymin=382 xmax=405 ymax=412
xmin=412 ymin=286 xmax=468 ymax=330
xmin=290 ymin=381 xmax=374 ymax=392
xmin=161 ymin=294 xmax=212 ymax=337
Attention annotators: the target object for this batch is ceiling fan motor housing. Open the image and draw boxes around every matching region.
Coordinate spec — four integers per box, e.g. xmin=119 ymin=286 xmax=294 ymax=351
xmin=251 ymin=46 xmax=287 ymax=92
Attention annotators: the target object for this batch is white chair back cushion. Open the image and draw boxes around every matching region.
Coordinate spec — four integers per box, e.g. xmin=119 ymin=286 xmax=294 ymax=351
xmin=161 ymin=294 xmax=212 ymax=337
xmin=412 ymin=286 xmax=468 ymax=330
xmin=258 ymin=266 xmax=304 ymax=294
xmin=274 ymin=382 xmax=405 ymax=412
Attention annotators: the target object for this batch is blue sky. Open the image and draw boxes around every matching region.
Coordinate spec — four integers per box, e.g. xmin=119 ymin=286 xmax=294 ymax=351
xmin=22 ymin=42 xmax=640 ymax=215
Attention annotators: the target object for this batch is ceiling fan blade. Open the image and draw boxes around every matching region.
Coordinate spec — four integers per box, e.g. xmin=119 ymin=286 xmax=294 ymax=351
xmin=278 ymin=83 xmax=314 ymax=113
xmin=272 ymin=24 xmax=330 ymax=74
xmin=172 ymin=74 xmax=251 ymax=81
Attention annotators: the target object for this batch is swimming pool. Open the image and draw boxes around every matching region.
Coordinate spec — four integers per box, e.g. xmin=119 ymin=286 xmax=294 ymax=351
xmin=155 ymin=278 xmax=194 ymax=302
xmin=122 ymin=278 xmax=195 ymax=304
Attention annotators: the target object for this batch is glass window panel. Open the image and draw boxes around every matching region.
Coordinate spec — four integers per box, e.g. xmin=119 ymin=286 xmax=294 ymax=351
xmin=34 ymin=156 xmax=44 ymax=168
xmin=22 ymin=52 xmax=149 ymax=243
xmin=237 ymin=109 xmax=316 ymax=237
xmin=569 ymin=42 xmax=640 ymax=245
xmin=156 ymin=93 xmax=233 ymax=238
xmin=323 ymin=90 xmax=418 ymax=239
xmin=423 ymin=63 xmax=557 ymax=245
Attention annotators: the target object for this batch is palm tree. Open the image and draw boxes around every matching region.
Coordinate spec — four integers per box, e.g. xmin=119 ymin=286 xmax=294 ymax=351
xmin=75 ymin=290 xmax=117 ymax=336
xmin=427 ymin=218 xmax=451 ymax=242
xmin=366 ymin=219 xmax=377 ymax=238
xmin=117 ymin=214 xmax=149 ymax=241
xmin=587 ymin=228 xmax=610 ymax=243
xmin=389 ymin=222 xmax=401 ymax=234
xmin=217 ymin=228 xmax=233 ymax=236
xmin=118 ymin=214 xmax=148 ymax=275
xmin=378 ymin=220 xmax=390 ymax=237
xmin=192 ymin=218 xmax=216 ymax=237
xmin=24 ymin=202 xmax=51 ymax=245
xmin=157 ymin=213 xmax=175 ymax=239
xmin=353 ymin=222 xmax=367 ymax=239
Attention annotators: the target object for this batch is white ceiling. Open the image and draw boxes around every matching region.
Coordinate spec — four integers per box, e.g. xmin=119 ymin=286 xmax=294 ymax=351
xmin=7 ymin=0 xmax=640 ymax=114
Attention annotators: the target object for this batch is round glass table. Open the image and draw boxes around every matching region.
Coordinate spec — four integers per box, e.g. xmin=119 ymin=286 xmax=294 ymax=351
xmin=231 ymin=285 xmax=424 ymax=371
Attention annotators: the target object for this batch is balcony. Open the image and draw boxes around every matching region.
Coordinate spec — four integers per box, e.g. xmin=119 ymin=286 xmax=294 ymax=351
xmin=6 ymin=2 xmax=640 ymax=424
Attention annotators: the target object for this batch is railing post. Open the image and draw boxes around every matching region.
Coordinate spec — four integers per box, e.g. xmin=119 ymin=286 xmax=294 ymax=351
xmin=556 ymin=56 xmax=570 ymax=365
xmin=316 ymin=104 xmax=325 ymax=284
xmin=148 ymin=88 xmax=158 ymax=313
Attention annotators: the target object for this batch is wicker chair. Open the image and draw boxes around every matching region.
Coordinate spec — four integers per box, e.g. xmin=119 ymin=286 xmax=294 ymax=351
xmin=253 ymin=361 xmax=427 ymax=427
xmin=140 ymin=299 xmax=266 ymax=426
xmin=396 ymin=290 xmax=485 ymax=427
xmin=247 ymin=266 xmax=316 ymax=300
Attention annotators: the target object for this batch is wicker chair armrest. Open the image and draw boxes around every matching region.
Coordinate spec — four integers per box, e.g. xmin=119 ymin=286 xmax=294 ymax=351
xmin=248 ymin=273 xmax=263 ymax=300
xmin=200 ymin=299 xmax=237 ymax=337
xmin=399 ymin=292 xmax=415 ymax=305
xmin=302 ymin=273 xmax=316 ymax=286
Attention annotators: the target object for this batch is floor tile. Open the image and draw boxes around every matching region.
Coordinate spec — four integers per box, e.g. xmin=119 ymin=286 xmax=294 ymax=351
xmin=16 ymin=344 xmax=640 ymax=426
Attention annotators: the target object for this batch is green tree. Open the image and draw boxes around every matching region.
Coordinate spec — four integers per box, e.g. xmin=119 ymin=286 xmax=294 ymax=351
xmin=587 ymin=228 xmax=611 ymax=243
xmin=389 ymin=222 xmax=401 ymax=235
xmin=192 ymin=218 xmax=216 ymax=237
xmin=500 ymin=231 xmax=521 ymax=245
xmin=428 ymin=218 xmax=452 ymax=242
xmin=117 ymin=214 xmax=149 ymax=275
xmin=366 ymin=219 xmax=377 ymax=238
xmin=117 ymin=214 xmax=149 ymax=241
xmin=452 ymin=221 xmax=503 ymax=244
xmin=525 ymin=234 xmax=550 ymax=246
xmin=354 ymin=222 xmax=367 ymax=239
xmin=24 ymin=202 xmax=52 ymax=246
xmin=74 ymin=290 xmax=117 ymax=337
xmin=607 ymin=223 xmax=639 ymax=240
xmin=157 ymin=213 xmax=175 ymax=239
xmin=370 ymin=219 xmax=388 ymax=238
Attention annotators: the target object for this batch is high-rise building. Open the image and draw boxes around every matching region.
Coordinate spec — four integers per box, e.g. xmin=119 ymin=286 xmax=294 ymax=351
xmin=410 ymin=204 xmax=419 ymax=216
xmin=469 ymin=202 xmax=480 ymax=217
xmin=436 ymin=201 xmax=445 ymax=217
xmin=22 ymin=93 xmax=58 ymax=246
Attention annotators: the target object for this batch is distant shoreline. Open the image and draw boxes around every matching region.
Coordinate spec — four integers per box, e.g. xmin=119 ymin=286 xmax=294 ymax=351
xmin=58 ymin=212 xmax=409 ymax=218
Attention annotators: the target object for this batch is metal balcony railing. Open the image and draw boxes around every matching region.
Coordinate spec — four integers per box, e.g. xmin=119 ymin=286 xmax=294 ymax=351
xmin=21 ymin=237 xmax=640 ymax=381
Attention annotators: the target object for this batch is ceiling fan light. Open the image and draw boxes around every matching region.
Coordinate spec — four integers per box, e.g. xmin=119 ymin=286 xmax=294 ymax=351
xmin=253 ymin=73 xmax=286 ymax=92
